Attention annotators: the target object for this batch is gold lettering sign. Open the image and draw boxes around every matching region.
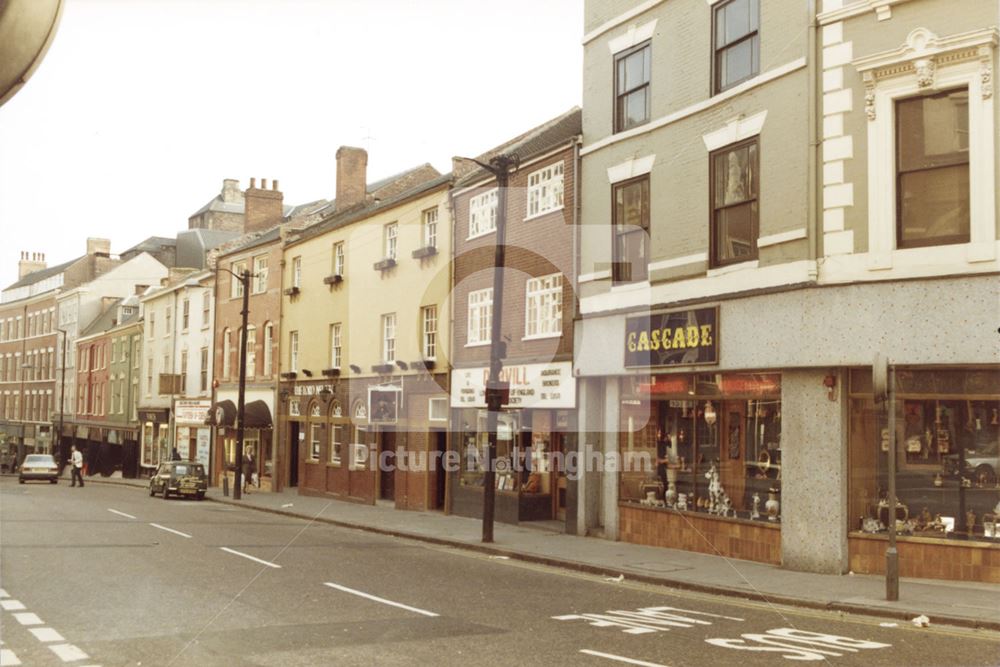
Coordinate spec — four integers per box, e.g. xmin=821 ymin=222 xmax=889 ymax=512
xmin=624 ymin=307 xmax=719 ymax=368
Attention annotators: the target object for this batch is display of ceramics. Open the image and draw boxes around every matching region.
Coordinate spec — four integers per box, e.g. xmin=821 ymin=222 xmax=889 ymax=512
xmin=766 ymin=488 xmax=780 ymax=521
xmin=933 ymin=473 xmax=943 ymax=487
xmin=677 ymin=493 xmax=688 ymax=511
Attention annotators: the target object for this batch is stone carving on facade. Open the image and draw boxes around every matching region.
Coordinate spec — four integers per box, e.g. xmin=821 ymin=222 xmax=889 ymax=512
xmin=981 ymin=50 xmax=993 ymax=99
xmin=914 ymin=58 xmax=935 ymax=88
xmin=862 ymin=73 xmax=877 ymax=121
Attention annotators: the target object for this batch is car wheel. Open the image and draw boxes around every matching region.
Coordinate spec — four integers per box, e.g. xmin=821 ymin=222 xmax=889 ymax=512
xmin=196 ymin=491 xmax=205 ymax=501
xmin=50 ymin=479 xmax=57 ymax=484
xmin=149 ymin=484 xmax=156 ymax=497
xmin=974 ymin=464 xmax=997 ymax=487
xmin=18 ymin=478 xmax=24 ymax=484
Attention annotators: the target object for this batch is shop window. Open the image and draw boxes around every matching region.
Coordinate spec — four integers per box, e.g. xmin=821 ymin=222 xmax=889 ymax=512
xmin=849 ymin=368 xmax=1000 ymax=542
xmin=330 ymin=424 xmax=344 ymax=466
xmin=309 ymin=422 xmax=322 ymax=461
xmin=618 ymin=373 xmax=782 ymax=522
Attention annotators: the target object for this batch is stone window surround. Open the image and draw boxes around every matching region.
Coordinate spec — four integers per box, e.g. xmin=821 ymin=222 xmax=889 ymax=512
xmin=854 ymin=27 xmax=997 ymax=270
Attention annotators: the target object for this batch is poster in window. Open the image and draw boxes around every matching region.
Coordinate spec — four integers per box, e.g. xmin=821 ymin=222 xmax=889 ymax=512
xmin=368 ymin=386 xmax=400 ymax=425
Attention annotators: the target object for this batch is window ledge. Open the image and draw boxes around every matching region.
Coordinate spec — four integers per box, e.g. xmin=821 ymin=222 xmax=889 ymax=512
xmin=707 ymin=259 xmax=759 ymax=277
xmin=522 ymin=333 xmax=562 ymax=342
xmin=466 ymin=229 xmax=497 ymax=242
xmin=610 ymin=280 xmax=651 ymax=293
xmin=464 ymin=342 xmax=491 ymax=348
xmin=523 ymin=206 xmax=565 ymax=223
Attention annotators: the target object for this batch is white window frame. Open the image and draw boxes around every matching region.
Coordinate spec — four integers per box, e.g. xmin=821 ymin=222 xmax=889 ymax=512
xmin=384 ymin=222 xmax=398 ymax=260
xmin=467 ymin=288 xmax=493 ymax=346
xmin=333 ymin=242 xmax=345 ymax=276
xmin=202 ymin=290 xmax=211 ymax=327
xmin=309 ymin=421 xmax=322 ymax=461
xmin=263 ymin=323 xmax=273 ymax=376
xmin=428 ymin=397 xmax=448 ymax=422
xmin=381 ymin=313 xmax=396 ymax=363
xmin=330 ymin=423 xmax=344 ymax=465
xmin=524 ymin=273 xmax=563 ymax=340
xmin=292 ymin=256 xmax=302 ymax=288
xmin=181 ymin=299 xmax=190 ymax=330
xmin=253 ymin=256 xmax=269 ymax=294
xmin=422 ymin=207 xmax=439 ymax=248
xmin=289 ymin=331 xmax=299 ymax=372
xmin=421 ymin=305 xmax=437 ymax=360
xmin=245 ymin=325 xmax=256 ymax=378
xmin=468 ymin=189 xmax=498 ymax=239
xmin=231 ymin=262 xmax=247 ymax=298
xmin=222 ymin=328 xmax=232 ymax=378
xmin=526 ymin=161 xmax=565 ymax=219
xmin=857 ymin=28 xmax=996 ymax=270
xmin=330 ymin=323 xmax=342 ymax=369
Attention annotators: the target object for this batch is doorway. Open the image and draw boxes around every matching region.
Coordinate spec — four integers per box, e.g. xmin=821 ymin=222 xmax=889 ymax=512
xmin=288 ymin=422 xmax=299 ymax=488
xmin=432 ymin=429 xmax=446 ymax=510
xmin=378 ymin=430 xmax=395 ymax=501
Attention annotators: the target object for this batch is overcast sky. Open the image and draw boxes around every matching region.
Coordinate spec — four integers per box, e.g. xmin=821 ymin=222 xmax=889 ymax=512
xmin=0 ymin=0 xmax=582 ymax=289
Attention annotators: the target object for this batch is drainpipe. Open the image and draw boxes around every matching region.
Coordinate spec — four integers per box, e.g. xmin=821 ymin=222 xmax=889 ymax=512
xmin=807 ymin=0 xmax=820 ymax=278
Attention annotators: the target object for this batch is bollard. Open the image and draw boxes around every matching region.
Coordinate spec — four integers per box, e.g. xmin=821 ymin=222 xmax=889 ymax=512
xmin=223 ymin=475 xmax=229 ymax=497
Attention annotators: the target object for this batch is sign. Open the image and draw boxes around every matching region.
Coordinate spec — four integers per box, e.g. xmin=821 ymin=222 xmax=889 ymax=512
xmin=293 ymin=384 xmax=336 ymax=396
xmin=196 ymin=429 xmax=210 ymax=467
xmin=451 ymin=361 xmax=575 ymax=409
xmin=369 ymin=385 xmax=401 ymax=425
xmin=174 ymin=399 xmax=211 ymax=425
xmin=624 ymin=307 xmax=718 ymax=369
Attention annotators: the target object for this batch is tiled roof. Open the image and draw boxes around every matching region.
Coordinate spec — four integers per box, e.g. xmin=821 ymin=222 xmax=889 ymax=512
xmin=3 ymin=256 xmax=81 ymax=290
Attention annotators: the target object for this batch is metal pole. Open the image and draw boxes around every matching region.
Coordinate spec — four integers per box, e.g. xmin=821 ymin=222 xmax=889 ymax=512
xmin=886 ymin=364 xmax=899 ymax=601
xmin=58 ymin=329 xmax=67 ymax=468
xmin=234 ymin=270 xmax=250 ymax=501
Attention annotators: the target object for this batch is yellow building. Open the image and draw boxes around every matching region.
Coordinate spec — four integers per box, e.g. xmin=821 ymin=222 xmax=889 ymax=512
xmin=279 ymin=147 xmax=452 ymax=510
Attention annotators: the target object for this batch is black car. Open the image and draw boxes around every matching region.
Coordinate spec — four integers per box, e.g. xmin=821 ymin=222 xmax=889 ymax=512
xmin=149 ymin=461 xmax=208 ymax=500
xmin=18 ymin=454 xmax=59 ymax=484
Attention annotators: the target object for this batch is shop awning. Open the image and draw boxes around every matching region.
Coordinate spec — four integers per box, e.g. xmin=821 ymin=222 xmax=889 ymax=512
xmin=243 ymin=400 xmax=273 ymax=429
xmin=207 ymin=400 xmax=237 ymax=427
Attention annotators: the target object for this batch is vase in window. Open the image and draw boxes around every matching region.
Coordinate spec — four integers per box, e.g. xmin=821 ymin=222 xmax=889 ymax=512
xmin=765 ymin=488 xmax=780 ymax=522
xmin=751 ymin=492 xmax=761 ymax=519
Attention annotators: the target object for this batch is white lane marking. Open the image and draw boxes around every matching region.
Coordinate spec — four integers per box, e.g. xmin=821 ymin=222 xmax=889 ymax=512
xmin=48 ymin=643 xmax=89 ymax=662
xmin=0 ymin=588 xmax=8 ymax=598
xmin=0 ymin=648 xmax=23 ymax=665
xmin=30 ymin=628 xmax=65 ymax=643
xmin=323 ymin=582 xmax=439 ymax=617
xmin=0 ymin=600 xmax=25 ymax=611
xmin=149 ymin=523 xmax=192 ymax=539
xmin=13 ymin=612 xmax=42 ymax=625
xmin=107 ymin=509 xmax=136 ymax=519
xmin=219 ymin=547 xmax=281 ymax=569
xmin=579 ymin=650 xmax=669 ymax=667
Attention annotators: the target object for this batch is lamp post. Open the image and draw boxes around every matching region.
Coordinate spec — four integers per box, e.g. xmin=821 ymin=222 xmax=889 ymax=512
xmin=218 ymin=267 xmax=253 ymax=501
xmin=456 ymin=152 xmax=520 ymax=543
xmin=56 ymin=328 xmax=67 ymax=467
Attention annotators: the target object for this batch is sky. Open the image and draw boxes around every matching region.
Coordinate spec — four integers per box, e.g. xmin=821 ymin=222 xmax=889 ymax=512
xmin=0 ymin=0 xmax=583 ymax=289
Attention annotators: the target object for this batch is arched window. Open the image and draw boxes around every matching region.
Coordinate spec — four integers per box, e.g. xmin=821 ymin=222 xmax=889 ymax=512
xmin=350 ymin=401 xmax=370 ymax=470
xmin=329 ymin=399 xmax=346 ymax=466
xmin=308 ymin=400 xmax=323 ymax=461
xmin=222 ymin=328 xmax=232 ymax=378
xmin=262 ymin=322 xmax=273 ymax=377
xmin=245 ymin=325 xmax=257 ymax=378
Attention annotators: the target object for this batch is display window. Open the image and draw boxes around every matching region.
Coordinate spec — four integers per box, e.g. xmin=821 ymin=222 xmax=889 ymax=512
xmin=619 ymin=373 xmax=782 ymax=522
xmin=456 ymin=408 xmax=556 ymax=496
xmin=849 ymin=368 xmax=1000 ymax=542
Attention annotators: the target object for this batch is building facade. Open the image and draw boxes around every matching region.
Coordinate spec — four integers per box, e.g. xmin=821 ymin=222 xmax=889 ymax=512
xmin=448 ymin=109 xmax=582 ymax=528
xmin=575 ymin=0 xmax=998 ymax=582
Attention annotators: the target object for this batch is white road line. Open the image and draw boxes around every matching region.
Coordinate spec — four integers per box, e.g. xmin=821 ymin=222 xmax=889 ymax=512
xmin=107 ymin=509 xmax=136 ymax=519
xmin=0 ymin=648 xmax=22 ymax=666
xmin=149 ymin=523 xmax=191 ymax=539
xmin=579 ymin=650 xmax=670 ymax=667
xmin=0 ymin=588 xmax=8 ymax=598
xmin=48 ymin=644 xmax=89 ymax=662
xmin=0 ymin=600 xmax=25 ymax=611
xmin=13 ymin=613 xmax=42 ymax=626
xmin=323 ymin=582 xmax=439 ymax=617
xmin=30 ymin=628 xmax=65 ymax=643
xmin=219 ymin=547 xmax=281 ymax=569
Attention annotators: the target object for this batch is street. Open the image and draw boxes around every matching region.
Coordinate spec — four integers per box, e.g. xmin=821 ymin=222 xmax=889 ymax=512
xmin=2 ymin=477 xmax=999 ymax=667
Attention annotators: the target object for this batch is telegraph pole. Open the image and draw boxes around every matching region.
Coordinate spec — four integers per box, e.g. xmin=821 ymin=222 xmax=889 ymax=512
xmin=57 ymin=328 xmax=67 ymax=467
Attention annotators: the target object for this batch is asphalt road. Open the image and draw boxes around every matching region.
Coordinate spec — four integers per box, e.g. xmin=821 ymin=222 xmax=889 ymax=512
xmin=1 ymin=477 xmax=999 ymax=667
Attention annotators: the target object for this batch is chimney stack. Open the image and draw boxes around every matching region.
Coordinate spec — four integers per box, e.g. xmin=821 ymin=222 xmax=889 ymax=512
xmin=17 ymin=251 xmax=47 ymax=279
xmin=335 ymin=146 xmax=368 ymax=211
xmin=86 ymin=238 xmax=111 ymax=256
xmin=244 ymin=177 xmax=284 ymax=234
xmin=221 ymin=178 xmax=242 ymax=204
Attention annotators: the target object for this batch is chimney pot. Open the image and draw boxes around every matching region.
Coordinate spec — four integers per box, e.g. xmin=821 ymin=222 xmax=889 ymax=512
xmin=250 ymin=177 xmax=256 ymax=189
xmin=273 ymin=180 xmax=279 ymax=191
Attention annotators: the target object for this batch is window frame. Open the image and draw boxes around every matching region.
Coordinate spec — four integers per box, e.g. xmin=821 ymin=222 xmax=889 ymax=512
xmin=712 ymin=0 xmax=760 ymax=95
xmin=524 ymin=273 xmax=563 ymax=340
xmin=231 ymin=261 xmax=247 ymax=298
xmin=421 ymin=305 xmax=437 ymax=360
xmin=467 ymin=288 xmax=493 ymax=346
xmin=333 ymin=242 xmax=345 ymax=276
xmin=526 ymin=161 xmax=565 ymax=219
xmin=468 ymin=189 xmax=498 ymax=239
xmin=291 ymin=256 xmax=302 ymax=288
xmin=384 ymin=222 xmax=399 ymax=260
xmin=709 ymin=136 xmax=760 ymax=268
xmin=614 ymin=40 xmax=652 ymax=133
xmin=263 ymin=323 xmax=273 ymax=376
xmin=381 ymin=313 xmax=397 ymax=363
xmin=289 ymin=330 xmax=299 ymax=372
xmin=422 ymin=207 xmax=439 ymax=249
xmin=611 ymin=175 xmax=651 ymax=285
xmin=253 ymin=255 xmax=269 ymax=294
xmin=330 ymin=323 xmax=342 ymax=370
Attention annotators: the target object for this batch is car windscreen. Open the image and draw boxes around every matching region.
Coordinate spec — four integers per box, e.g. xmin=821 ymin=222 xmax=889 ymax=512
xmin=24 ymin=455 xmax=54 ymax=465
xmin=174 ymin=465 xmax=204 ymax=476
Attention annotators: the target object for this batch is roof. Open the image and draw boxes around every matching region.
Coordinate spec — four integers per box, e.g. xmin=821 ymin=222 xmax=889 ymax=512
xmin=80 ymin=298 xmax=124 ymax=337
xmin=121 ymin=236 xmax=176 ymax=256
xmin=3 ymin=255 xmax=81 ymax=290
xmin=190 ymin=193 xmax=296 ymax=218
xmin=454 ymin=107 xmax=582 ymax=188
xmin=309 ymin=163 xmax=440 ymax=220
xmin=214 ymin=227 xmax=283 ymax=259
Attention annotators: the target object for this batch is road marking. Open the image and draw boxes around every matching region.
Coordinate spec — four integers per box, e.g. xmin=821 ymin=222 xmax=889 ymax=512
xmin=107 ymin=509 xmax=136 ymax=519
xmin=220 ymin=547 xmax=281 ymax=568
xmin=579 ymin=649 xmax=669 ymax=666
xmin=30 ymin=628 xmax=65 ymax=643
xmin=0 ymin=648 xmax=22 ymax=666
xmin=706 ymin=628 xmax=892 ymax=661
xmin=323 ymin=582 xmax=439 ymax=617
xmin=0 ymin=600 xmax=25 ymax=611
xmin=13 ymin=613 xmax=42 ymax=626
xmin=0 ymin=588 xmax=8 ymax=598
xmin=149 ymin=523 xmax=191 ymax=539
xmin=48 ymin=644 xmax=89 ymax=662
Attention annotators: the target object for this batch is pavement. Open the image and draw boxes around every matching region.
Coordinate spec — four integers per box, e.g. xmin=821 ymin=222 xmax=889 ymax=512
xmin=56 ymin=473 xmax=1000 ymax=632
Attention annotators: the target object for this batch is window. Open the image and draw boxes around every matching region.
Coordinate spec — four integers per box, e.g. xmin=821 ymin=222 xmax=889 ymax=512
xmin=292 ymin=256 xmax=302 ymax=288
xmin=428 ymin=397 xmax=448 ymax=422
xmin=330 ymin=323 xmax=342 ymax=369
xmin=245 ymin=325 xmax=256 ymax=378
xmin=330 ymin=423 xmax=344 ymax=465
xmin=180 ymin=350 xmax=188 ymax=392
xmin=165 ymin=307 xmax=171 ymax=335
xmin=146 ymin=358 xmax=153 ymax=396
xmin=263 ymin=323 xmax=273 ymax=376
xmin=421 ymin=306 xmax=437 ymax=360
xmin=222 ymin=328 xmax=232 ymax=378
xmin=147 ymin=311 xmax=155 ymax=338
xmin=381 ymin=313 xmax=396 ymax=362
xmin=422 ymin=208 xmax=438 ymax=249
xmin=333 ymin=242 xmax=345 ymax=276
xmin=711 ymin=138 xmax=758 ymax=266
xmin=896 ymin=89 xmax=970 ymax=249
xmin=182 ymin=299 xmax=190 ymax=330
xmin=384 ymin=222 xmax=398 ymax=260
xmin=231 ymin=262 xmax=247 ymax=298
xmin=615 ymin=41 xmax=651 ymax=132
xmin=525 ymin=273 xmax=563 ymax=338
xmin=310 ymin=422 xmax=322 ymax=461
xmin=713 ymin=0 xmax=759 ymax=93
xmin=612 ymin=176 xmax=650 ymax=283
xmin=467 ymin=289 xmax=493 ymax=345
xmin=527 ymin=162 xmax=565 ymax=218
xmin=289 ymin=331 xmax=299 ymax=372
xmin=200 ymin=347 xmax=208 ymax=392
xmin=202 ymin=291 xmax=211 ymax=326
xmin=469 ymin=189 xmax=498 ymax=238
xmin=253 ymin=256 xmax=269 ymax=293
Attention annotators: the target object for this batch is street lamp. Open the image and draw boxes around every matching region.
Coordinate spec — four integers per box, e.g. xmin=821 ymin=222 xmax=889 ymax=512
xmin=455 ymin=152 xmax=520 ymax=544
xmin=17 ymin=362 xmax=34 ymax=470
xmin=217 ymin=266 xmax=253 ymax=500
xmin=56 ymin=328 xmax=67 ymax=467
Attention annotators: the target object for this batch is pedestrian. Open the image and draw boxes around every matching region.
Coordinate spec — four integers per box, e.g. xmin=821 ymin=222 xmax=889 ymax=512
xmin=70 ymin=445 xmax=85 ymax=488
xmin=242 ymin=448 xmax=255 ymax=493
xmin=171 ymin=446 xmax=181 ymax=461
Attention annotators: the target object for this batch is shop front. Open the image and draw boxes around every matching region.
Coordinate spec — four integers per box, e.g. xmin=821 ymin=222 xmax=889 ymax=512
xmin=449 ymin=360 xmax=576 ymax=526
xmin=138 ymin=408 xmax=170 ymax=477
xmin=211 ymin=393 xmax=274 ymax=492
xmin=173 ymin=398 xmax=211 ymax=469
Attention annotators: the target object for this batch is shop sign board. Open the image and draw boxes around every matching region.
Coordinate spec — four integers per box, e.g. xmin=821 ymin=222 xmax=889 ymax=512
xmin=368 ymin=385 xmax=401 ymax=425
xmin=624 ymin=307 xmax=718 ymax=369
xmin=174 ymin=399 xmax=211 ymax=425
xmin=451 ymin=361 xmax=575 ymax=409
xmin=196 ymin=429 xmax=211 ymax=468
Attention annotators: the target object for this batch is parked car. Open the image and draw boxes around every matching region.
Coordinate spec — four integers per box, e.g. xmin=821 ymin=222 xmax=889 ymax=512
xmin=944 ymin=439 xmax=999 ymax=486
xmin=149 ymin=461 xmax=207 ymax=500
xmin=18 ymin=454 xmax=58 ymax=484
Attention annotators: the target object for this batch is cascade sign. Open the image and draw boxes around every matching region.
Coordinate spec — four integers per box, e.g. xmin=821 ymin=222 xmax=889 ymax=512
xmin=624 ymin=306 xmax=719 ymax=368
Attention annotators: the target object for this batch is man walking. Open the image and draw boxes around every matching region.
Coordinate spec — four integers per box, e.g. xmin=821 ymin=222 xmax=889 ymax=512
xmin=70 ymin=445 xmax=84 ymax=488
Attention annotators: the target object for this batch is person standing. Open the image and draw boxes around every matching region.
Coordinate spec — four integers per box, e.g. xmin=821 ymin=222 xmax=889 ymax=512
xmin=70 ymin=445 xmax=84 ymax=488
xmin=242 ymin=448 xmax=255 ymax=493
